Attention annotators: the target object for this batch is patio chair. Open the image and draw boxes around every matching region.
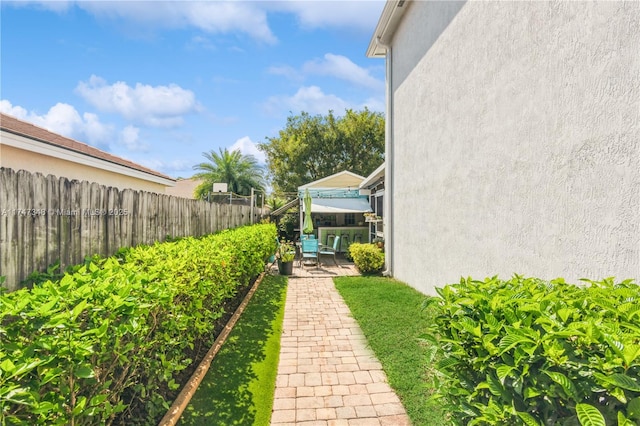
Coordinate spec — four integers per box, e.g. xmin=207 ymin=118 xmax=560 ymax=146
xmin=319 ymin=236 xmax=340 ymax=267
xmin=300 ymin=238 xmax=319 ymax=268
xmin=340 ymin=233 xmax=350 ymax=252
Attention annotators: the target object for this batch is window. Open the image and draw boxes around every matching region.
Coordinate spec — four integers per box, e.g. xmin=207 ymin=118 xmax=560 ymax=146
xmin=345 ymin=213 xmax=356 ymax=225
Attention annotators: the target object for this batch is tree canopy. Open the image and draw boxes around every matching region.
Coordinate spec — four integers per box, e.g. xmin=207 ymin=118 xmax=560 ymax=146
xmin=192 ymin=148 xmax=265 ymax=199
xmin=258 ymin=109 xmax=385 ymax=193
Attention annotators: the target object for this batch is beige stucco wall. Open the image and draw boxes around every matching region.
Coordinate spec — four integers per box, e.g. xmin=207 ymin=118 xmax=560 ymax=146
xmin=1 ymin=143 xmax=169 ymax=193
xmin=165 ymin=178 xmax=202 ymax=198
xmin=389 ymin=1 xmax=640 ymax=295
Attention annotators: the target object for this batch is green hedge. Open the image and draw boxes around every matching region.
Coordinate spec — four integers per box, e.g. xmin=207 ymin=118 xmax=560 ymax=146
xmin=0 ymin=223 xmax=277 ymax=425
xmin=348 ymin=243 xmax=384 ymax=274
xmin=425 ymin=275 xmax=640 ymax=426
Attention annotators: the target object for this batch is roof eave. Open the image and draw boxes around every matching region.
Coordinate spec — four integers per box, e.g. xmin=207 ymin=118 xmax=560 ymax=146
xmin=359 ymin=162 xmax=385 ymax=188
xmin=366 ymin=0 xmax=409 ymax=57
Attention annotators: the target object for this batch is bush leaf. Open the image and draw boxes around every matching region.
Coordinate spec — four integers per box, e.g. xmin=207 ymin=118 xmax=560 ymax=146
xmin=575 ymin=403 xmax=605 ymax=426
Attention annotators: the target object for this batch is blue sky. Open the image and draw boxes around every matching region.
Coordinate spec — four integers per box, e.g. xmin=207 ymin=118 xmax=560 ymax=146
xmin=1 ymin=0 xmax=386 ymax=178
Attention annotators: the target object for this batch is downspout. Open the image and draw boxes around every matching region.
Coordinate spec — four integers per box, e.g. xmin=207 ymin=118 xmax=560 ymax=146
xmin=377 ymin=36 xmax=394 ymax=278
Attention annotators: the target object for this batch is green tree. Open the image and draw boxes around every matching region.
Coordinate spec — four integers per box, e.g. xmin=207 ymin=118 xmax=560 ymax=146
xmin=193 ymin=148 xmax=265 ymax=199
xmin=258 ymin=108 xmax=385 ymax=193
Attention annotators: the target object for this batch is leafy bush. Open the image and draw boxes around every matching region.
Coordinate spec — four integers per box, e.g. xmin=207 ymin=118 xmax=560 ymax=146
xmin=276 ymin=240 xmax=296 ymax=263
xmin=0 ymin=223 xmax=277 ymax=425
xmin=277 ymin=209 xmax=298 ymax=241
xmin=348 ymin=243 xmax=384 ymax=274
xmin=424 ymin=275 xmax=640 ymax=426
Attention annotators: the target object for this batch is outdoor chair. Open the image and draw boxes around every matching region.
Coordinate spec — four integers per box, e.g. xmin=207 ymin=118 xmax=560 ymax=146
xmin=340 ymin=233 xmax=350 ymax=252
xmin=300 ymin=238 xmax=319 ymax=268
xmin=319 ymin=236 xmax=340 ymax=267
xmin=326 ymin=233 xmax=336 ymax=247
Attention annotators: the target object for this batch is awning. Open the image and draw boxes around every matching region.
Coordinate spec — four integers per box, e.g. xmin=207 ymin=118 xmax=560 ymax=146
xmin=270 ymin=198 xmax=299 ymax=216
xmin=304 ymin=197 xmax=372 ymax=214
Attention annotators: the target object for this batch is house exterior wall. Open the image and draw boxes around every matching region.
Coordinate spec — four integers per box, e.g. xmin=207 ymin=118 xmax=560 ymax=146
xmin=390 ymin=1 xmax=640 ymax=295
xmin=165 ymin=178 xmax=202 ymax=198
xmin=1 ymin=143 xmax=169 ymax=194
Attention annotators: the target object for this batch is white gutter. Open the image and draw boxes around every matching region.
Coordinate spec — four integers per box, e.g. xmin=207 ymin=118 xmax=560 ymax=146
xmin=376 ymin=36 xmax=394 ymax=278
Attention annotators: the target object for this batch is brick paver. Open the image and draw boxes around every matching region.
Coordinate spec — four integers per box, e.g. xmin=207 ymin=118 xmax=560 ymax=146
xmin=271 ymin=261 xmax=411 ymax=425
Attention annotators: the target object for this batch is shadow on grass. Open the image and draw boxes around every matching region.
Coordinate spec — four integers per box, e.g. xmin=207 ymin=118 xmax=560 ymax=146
xmin=178 ymin=274 xmax=288 ymax=426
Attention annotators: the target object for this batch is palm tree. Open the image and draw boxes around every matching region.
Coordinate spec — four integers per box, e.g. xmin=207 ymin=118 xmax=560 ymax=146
xmin=265 ymin=196 xmax=287 ymax=212
xmin=193 ymin=148 xmax=265 ymax=199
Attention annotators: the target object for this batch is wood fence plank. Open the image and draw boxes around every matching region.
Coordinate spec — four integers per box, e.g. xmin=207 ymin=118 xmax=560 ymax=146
xmin=0 ymin=168 xmax=18 ymax=290
xmin=31 ymin=172 xmax=49 ymax=277
xmin=45 ymin=174 xmax=60 ymax=273
xmin=79 ymin=181 xmax=92 ymax=257
xmin=17 ymin=170 xmax=33 ymax=284
xmin=57 ymin=177 xmax=72 ymax=272
xmin=133 ymin=190 xmax=144 ymax=246
xmin=105 ymin=187 xmax=117 ymax=253
xmin=121 ymin=189 xmax=134 ymax=249
xmin=147 ymin=192 xmax=158 ymax=245
xmin=69 ymin=179 xmax=82 ymax=266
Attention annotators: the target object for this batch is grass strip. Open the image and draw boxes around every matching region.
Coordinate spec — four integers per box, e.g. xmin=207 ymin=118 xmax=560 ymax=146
xmin=334 ymin=276 xmax=447 ymax=426
xmin=178 ymin=274 xmax=288 ymax=426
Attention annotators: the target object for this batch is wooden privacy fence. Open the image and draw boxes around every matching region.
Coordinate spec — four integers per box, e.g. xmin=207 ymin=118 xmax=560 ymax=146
xmin=0 ymin=168 xmax=259 ymax=291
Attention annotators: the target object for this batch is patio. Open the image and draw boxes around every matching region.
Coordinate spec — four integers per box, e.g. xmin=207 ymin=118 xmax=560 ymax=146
xmin=272 ymin=254 xmax=361 ymax=279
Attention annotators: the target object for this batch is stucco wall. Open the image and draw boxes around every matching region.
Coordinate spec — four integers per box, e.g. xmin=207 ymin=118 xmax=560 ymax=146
xmin=1 ymin=144 xmax=169 ymax=194
xmin=390 ymin=1 xmax=640 ymax=295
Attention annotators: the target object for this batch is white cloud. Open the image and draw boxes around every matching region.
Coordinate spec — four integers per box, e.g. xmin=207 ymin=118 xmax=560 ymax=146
xmin=273 ymin=1 xmax=385 ymax=33
xmin=119 ymin=125 xmax=149 ymax=152
xmin=63 ymin=1 xmax=276 ymax=44
xmin=263 ymin=86 xmax=350 ymax=116
xmin=303 ymin=53 xmax=384 ymax=91
xmin=0 ymin=100 xmax=28 ymax=119
xmin=181 ymin=2 xmax=276 ymax=43
xmin=7 ymin=1 xmax=382 ymax=43
xmin=0 ymin=100 xmax=113 ymax=147
xmin=229 ymin=136 xmax=266 ymax=164
xmin=75 ymin=75 xmax=198 ymax=128
xmin=3 ymin=1 xmax=72 ymax=13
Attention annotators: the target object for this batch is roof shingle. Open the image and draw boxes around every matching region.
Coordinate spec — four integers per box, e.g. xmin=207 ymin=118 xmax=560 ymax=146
xmin=0 ymin=113 xmax=174 ymax=181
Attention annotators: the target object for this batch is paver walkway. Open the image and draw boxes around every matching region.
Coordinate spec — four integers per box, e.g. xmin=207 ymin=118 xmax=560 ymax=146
xmin=270 ymin=263 xmax=411 ymax=426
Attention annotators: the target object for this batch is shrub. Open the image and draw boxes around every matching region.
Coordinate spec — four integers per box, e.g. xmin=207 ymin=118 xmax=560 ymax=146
xmin=348 ymin=243 xmax=384 ymax=274
xmin=0 ymin=223 xmax=277 ymax=425
xmin=276 ymin=240 xmax=296 ymax=263
xmin=424 ymin=275 xmax=640 ymax=426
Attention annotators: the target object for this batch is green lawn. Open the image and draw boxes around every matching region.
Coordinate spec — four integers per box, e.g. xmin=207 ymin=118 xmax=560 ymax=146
xmin=178 ymin=274 xmax=288 ymax=426
xmin=334 ymin=276 xmax=447 ymax=426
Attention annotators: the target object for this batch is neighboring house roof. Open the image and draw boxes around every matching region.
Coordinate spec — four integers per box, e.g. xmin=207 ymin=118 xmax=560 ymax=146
xmin=359 ymin=162 xmax=385 ymax=189
xmin=298 ymin=170 xmax=365 ymax=190
xmin=0 ymin=113 xmax=175 ymax=185
xmin=366 ymin=0 xmax=410 ymax=57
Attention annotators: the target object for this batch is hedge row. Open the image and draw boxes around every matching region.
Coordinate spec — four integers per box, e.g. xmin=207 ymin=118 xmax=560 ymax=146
xmin=425 ymin=275 xmax=640 ymax=426
xmin=0 ymin=223 xmax=277 ymax=425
